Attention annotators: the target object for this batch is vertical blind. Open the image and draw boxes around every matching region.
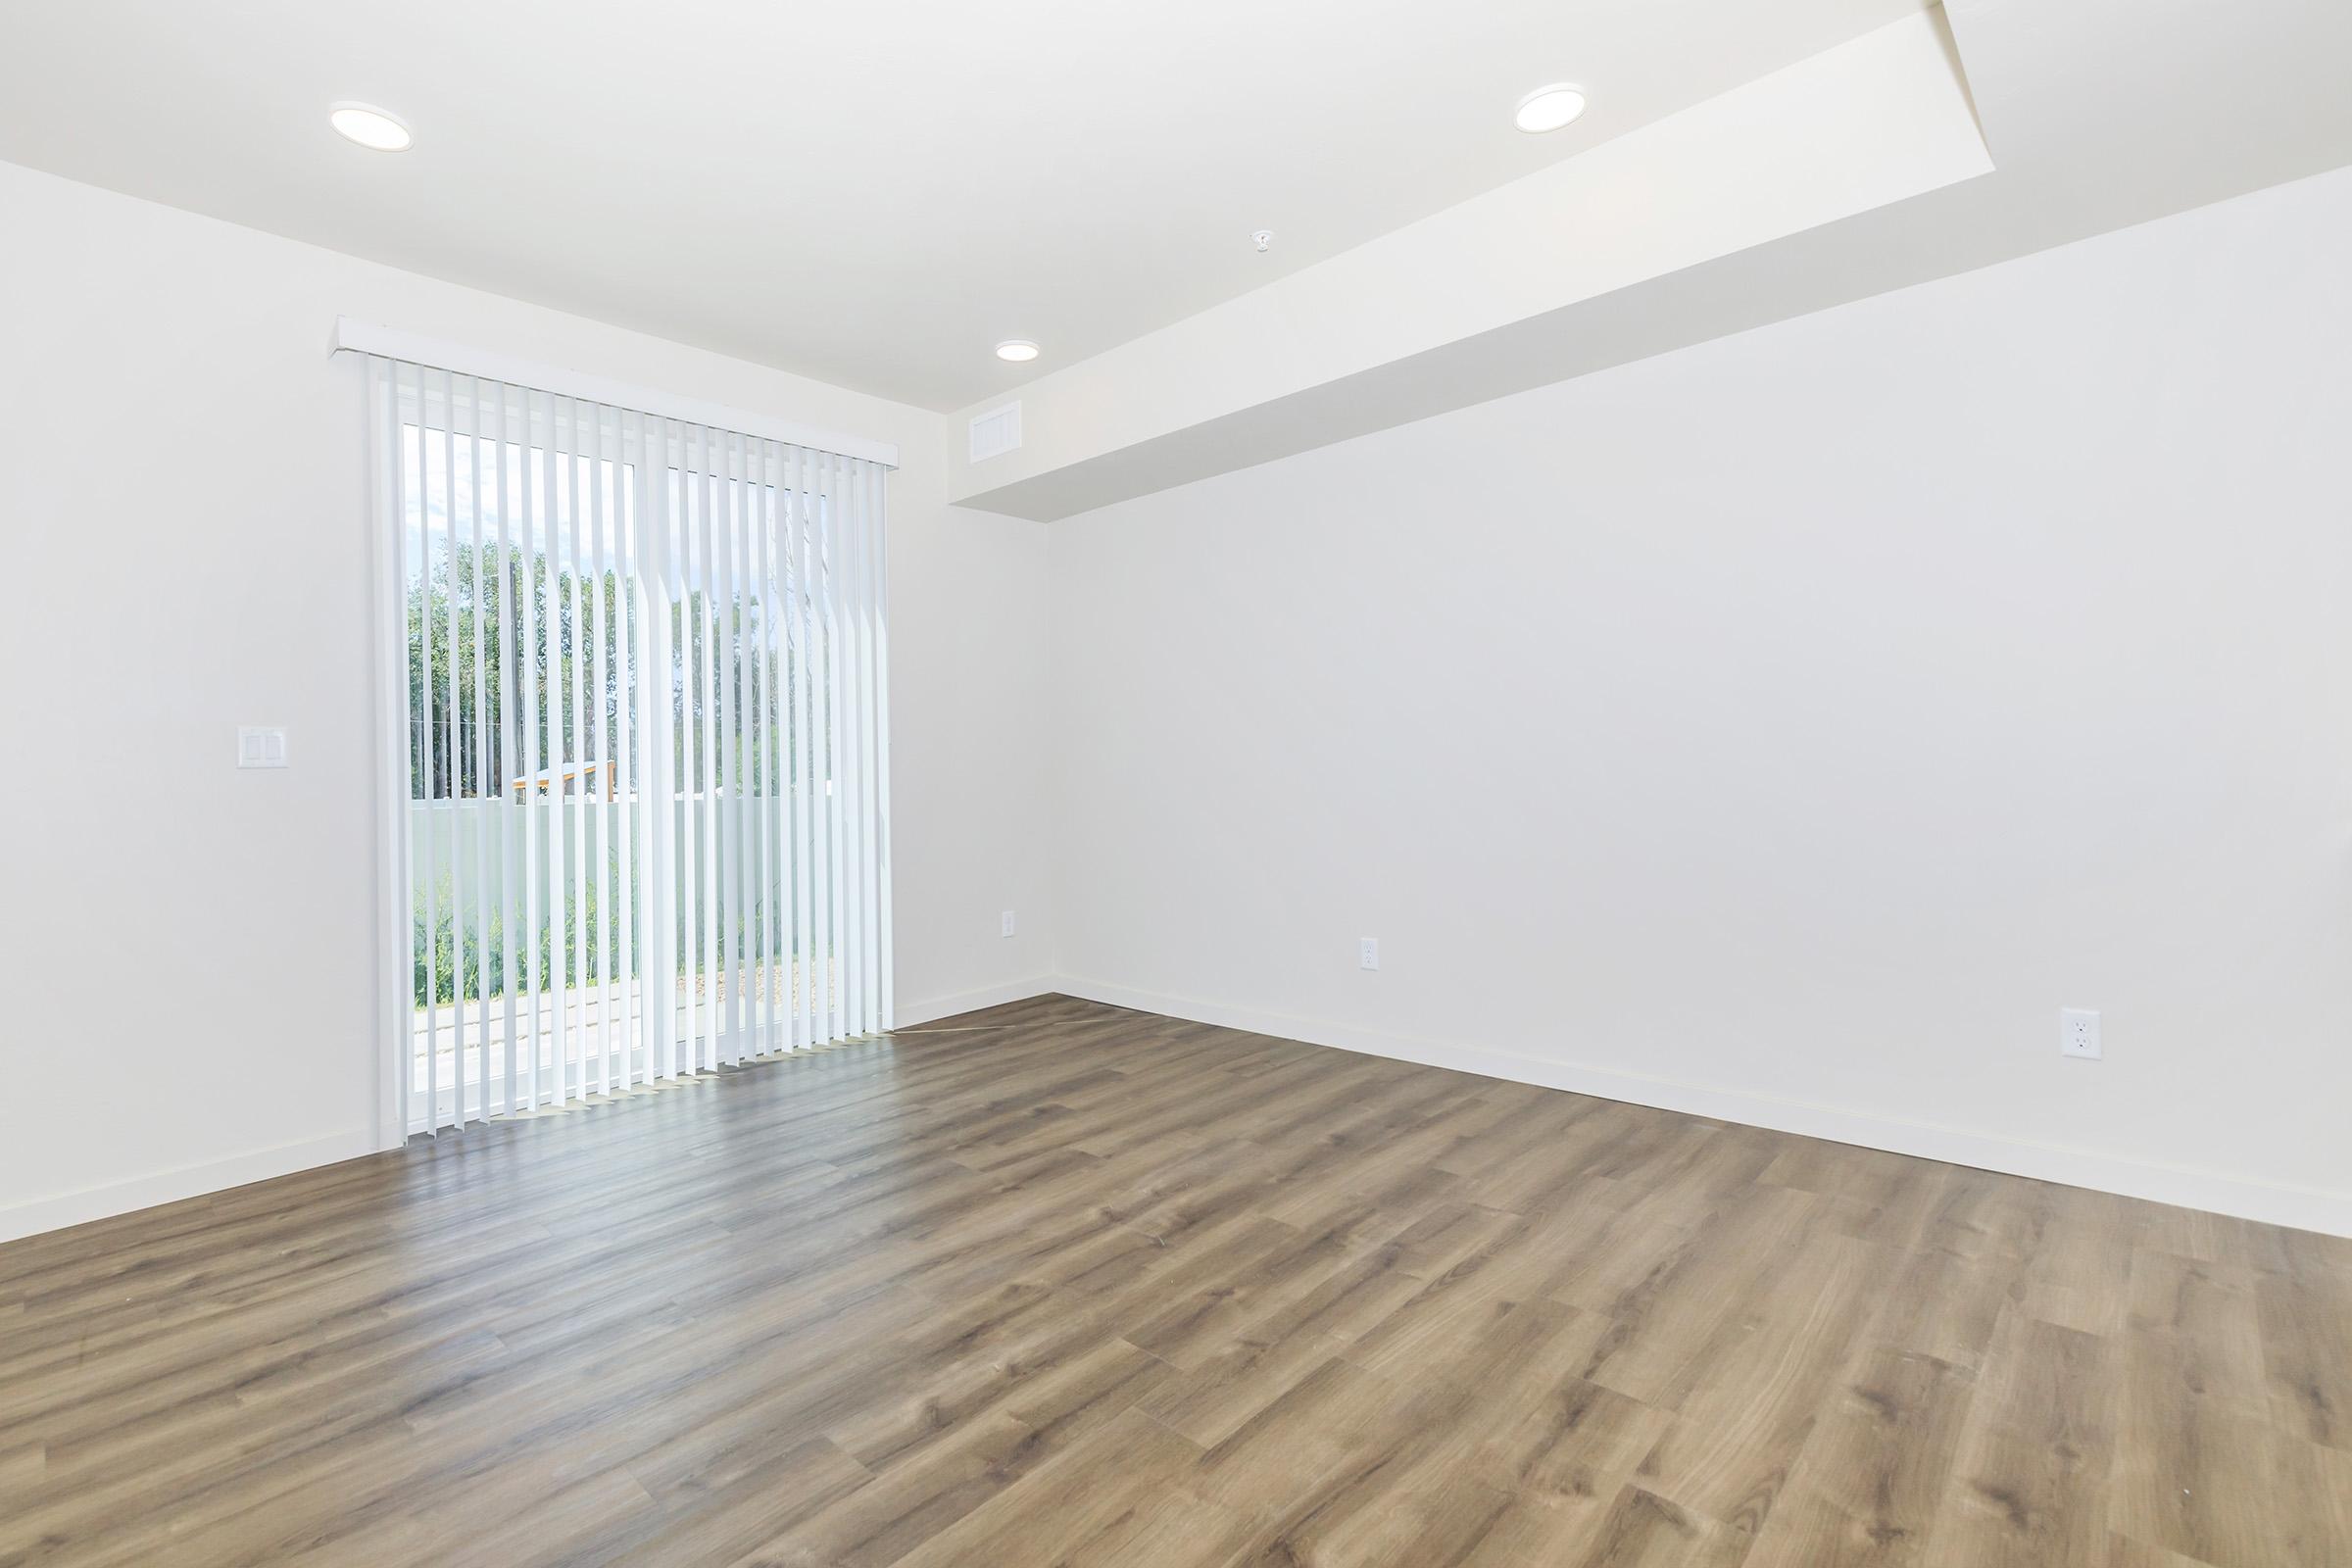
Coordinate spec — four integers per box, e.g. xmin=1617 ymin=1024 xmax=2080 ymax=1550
xmin=365 ymin=357 xmax=893 ymax=1136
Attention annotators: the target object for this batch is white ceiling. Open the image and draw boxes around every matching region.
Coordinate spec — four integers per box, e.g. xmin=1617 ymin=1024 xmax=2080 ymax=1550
xmin=942 ymin=0 xmax=2352 ymax=518
xmin=0 ymin=0 xmax=1923 ymax=411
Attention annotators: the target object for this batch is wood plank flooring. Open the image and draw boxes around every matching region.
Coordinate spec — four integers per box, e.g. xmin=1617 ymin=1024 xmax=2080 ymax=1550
xmin=4 ymin=994 xmax=2348 ymax=1567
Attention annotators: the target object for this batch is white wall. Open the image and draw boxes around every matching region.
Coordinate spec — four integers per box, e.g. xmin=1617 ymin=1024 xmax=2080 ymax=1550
xmin=1048 ymin=164 xmax=2352 ymax=1235
xmin=7 ymin=153 xmax=2349 ymax=1243
xmin=0 ymin=160 xmax=1052 ymax=1239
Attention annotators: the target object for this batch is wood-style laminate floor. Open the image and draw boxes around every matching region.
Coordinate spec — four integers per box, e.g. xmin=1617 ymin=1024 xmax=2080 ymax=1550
xmin=4 ymin=994 xmax=2349 ymax=1568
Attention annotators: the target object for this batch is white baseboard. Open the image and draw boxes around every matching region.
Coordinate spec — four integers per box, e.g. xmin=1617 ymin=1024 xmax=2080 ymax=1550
xmin=17 ymin=977 xmax=2335 ymax=1248
xmin=0 ymin=1130 xmax=378 ymax=1247
xmin=893 ymin=975 xmax=1061 ymax=1029
xmin=1053 ymin=974 xmax=2352 ymax=1240
xmin=0 ymin=980 xmax=1058 ymax=1249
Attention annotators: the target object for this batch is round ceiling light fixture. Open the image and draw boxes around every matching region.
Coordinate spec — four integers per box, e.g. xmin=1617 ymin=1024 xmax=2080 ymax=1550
xmin=329 ymin=102 xmax=413 ymax=152
xmin=994 ymin=339 xmax=1041 ymax=364
xmin=1513 ymin=84 xmax=1588 ymax=134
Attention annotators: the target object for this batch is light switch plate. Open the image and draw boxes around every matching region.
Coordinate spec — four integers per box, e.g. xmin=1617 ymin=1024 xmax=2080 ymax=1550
xmin=237 ymin=726 xmax=289 ymax=768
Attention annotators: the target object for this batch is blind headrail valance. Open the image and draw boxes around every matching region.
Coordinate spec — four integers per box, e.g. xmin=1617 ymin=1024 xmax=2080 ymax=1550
xmin=331 ymin=318 xmax=901 ymax=470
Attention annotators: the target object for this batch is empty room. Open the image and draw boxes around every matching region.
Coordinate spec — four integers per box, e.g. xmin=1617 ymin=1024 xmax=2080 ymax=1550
xmin=4 ymin=1 xmax=2350 ymax=1564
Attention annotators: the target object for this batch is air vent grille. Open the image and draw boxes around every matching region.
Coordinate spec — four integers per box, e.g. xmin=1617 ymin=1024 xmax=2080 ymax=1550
xmin=968 ymin=402 xmax=1022 ymax=463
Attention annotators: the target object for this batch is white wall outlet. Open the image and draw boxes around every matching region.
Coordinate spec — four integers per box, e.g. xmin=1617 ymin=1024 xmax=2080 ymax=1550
xmin=1358 ymin=937 xmax=1380 ymax=971
xmin=1001 ymin=909 xmax=1016 ymax=938
xmin=237 ymin=726 xmax=288 ymax=768
xmin=2060 ymin=1007 xmax=2101 ymax=1059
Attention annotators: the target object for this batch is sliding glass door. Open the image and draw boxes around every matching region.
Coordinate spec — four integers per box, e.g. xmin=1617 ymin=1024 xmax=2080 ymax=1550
xmin=366 ymin=360 xmax=891 ymax=1136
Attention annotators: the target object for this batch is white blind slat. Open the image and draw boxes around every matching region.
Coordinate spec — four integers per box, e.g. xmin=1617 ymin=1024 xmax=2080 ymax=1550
xmin=839 ymin=447 xmax=864 ymax=1042
xmin=616 ymin=408 xmax=640 ymax=1093
xmin=587 ymin=396 xmax=612 ymax=1100
xmin=729 ymin=430 xmax=752 ymax=1064
xmin=825 ymin=452 xmax=846 ymax=1044
xmin=374 ymin=359 xmax=416 ymax=1141
xmin=441 ymin=369 xmax=465 ymax=1131
xmin=794 ymin=445 xmax=816 ymax=1052
xmin=515 ymin=384 xmax=543 ymax=1116
xmin=490 ymin=382 xmax=515 ymax=1115
xmin=695 ymin=421 xmax=716 ymax=1072
xmin=754 ymin=445 xmax=770 ymax=1055
xmin=646 ymin=416 xmax=675 ymax=1085
xmin=870 ymin=458 xmax=894 ymax=1031
xmin=541 ymin=390 xmax=569 ymax=1110
xmin=466 ymin=374 xmax=491 ymax=1124
xmin=857 ymin=450 xmax=876 ymax=1038
xmin=564 ymin=401 xmax=586 ymax=1106
xmin=416 ymin=364 xmax=442 ymax=1132
xmin=675 ymin=427 xmax=699 ymax=1076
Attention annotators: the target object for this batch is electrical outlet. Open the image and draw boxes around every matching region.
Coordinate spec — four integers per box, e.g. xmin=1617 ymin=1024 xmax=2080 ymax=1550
xmin=2060 ymin=1007 xmax=2101 ymax=1060
xmin=1001 ymin=909 xmax=1016 ymax=939
xmin=1358 ymin=937 xmax=1379 ymax=971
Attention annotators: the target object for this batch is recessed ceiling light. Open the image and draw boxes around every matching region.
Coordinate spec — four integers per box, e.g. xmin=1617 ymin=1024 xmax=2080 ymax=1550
xmin=1513 ymin=84 xmax=1588 ymax=134
xmin=329 ymin=103 xmax=412 ymax=152
xmin=995 ymin=340 xmax=1040 ymax=364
